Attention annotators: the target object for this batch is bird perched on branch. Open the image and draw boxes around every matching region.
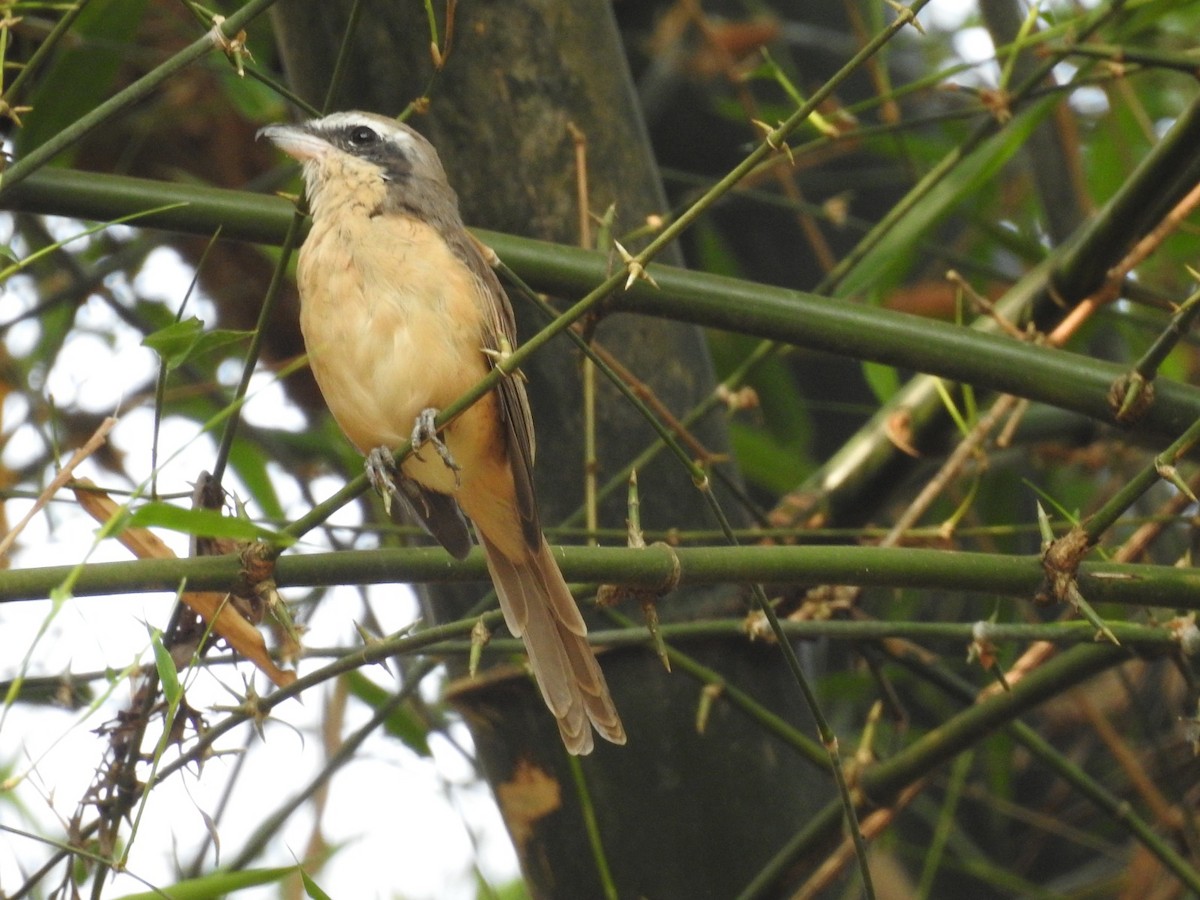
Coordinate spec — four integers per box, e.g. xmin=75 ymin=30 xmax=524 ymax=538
xmin=260 ymin=111 xmax=625 ymax=754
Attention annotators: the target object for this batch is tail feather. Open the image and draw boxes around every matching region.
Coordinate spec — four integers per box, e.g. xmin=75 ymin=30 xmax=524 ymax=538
xmin=479 ymin=533 xmax=626 ymax=755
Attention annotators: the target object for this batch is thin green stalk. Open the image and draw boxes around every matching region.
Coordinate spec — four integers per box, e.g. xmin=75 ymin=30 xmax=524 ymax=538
xmin=567 ymin=754 xmax=619 ymax=900
xmin=420 ymin=616 xmax=1183 ymax=657
xmin=889 ymin=644 xmax=1200 ymax=894
xmin=10 ymin=613 xmax=1182 ymax=694
xmin=1081 ymin=412 xmax=1200 ymax=544
xmin=915 ymin=750 xmax=974 ymax=898
xmin=321 ymin=0 xmax=368 ymax=114
xmin=1132 ymin=286 xmax=1200 ymax=381
xmin=175 ymin=0 xmax=317 ymax=117
xmin=628 ymin=0 xmax=935 ymax=282
xmin=0 ymin=823 xmax=168 ymax=900
xmin=603 ymin=609 xmax=827 ymax=770
xmin=738 ymin=643 xmax=1128 ymax=898
xmin=1065 ymin=41 xmax=1200 ymax=74
xmin=151 ymin=608 xmax=501 ymax=787
xmin=704 ymin=495 xmax=875 ymax=898
xmin=210 ymin=209 xmax=305 ymax=487
xmin=1113 ymin=285 xmax=1200 ymax=421
xmin=0 ymin=0 xmax=281 ymax=195
xmin=152 ymin=230 xmax=222 ymax=498
xmin=1 ymin=0 xmax=91 ymax=104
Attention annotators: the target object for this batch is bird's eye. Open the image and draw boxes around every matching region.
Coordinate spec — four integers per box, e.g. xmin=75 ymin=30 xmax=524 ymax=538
xmin=348 ymin=125 xmax=379 ymax=147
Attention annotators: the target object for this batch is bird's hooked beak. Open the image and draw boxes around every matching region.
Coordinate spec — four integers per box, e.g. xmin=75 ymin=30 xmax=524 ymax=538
xmin=257 ymin=123 xmax=330 ymax=162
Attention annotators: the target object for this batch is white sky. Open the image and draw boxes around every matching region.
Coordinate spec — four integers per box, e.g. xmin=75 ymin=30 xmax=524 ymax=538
xmin=0 ymin=241 xmax=521 ymax=898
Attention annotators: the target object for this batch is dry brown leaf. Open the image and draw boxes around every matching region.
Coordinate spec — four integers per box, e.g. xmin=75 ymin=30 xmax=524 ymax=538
xmin=71 ymin=479 xmax=296 ymax=689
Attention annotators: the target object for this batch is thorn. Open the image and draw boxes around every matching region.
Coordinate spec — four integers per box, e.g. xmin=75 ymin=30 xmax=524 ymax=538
xmin=469 ymin=617 xmax=491 ymax=677
xmin=1156 ymin=458 xmax=1199 ymax=503
xmin=614 ymin=240 xmax=658 ymax=290
xmin=482 ymin=334 xmax=514 ymax=368
xmin=1065 ymin=581 xmax=1120 ymax=646
xmin=751 ymin=119 xmax=795 ymax=164
xmin=482 ymin=337 xmax=527 ymax=383
xmin=696 ymin=683 xmax=722 ymax=735
xmin=1035 ymin=501 xmax=1055 ymax=548
xmin=0 ymin=100 xmax=32 ymax=127
xmin=884 ymin=0 xmax=925 ymax=34
xmin=210 ymin=15 xmax=254 ymax=76
xmin=354 ymin=622 xmax=394 ymax=676
xmin=640 ymin=596 xmax=670 ymax=673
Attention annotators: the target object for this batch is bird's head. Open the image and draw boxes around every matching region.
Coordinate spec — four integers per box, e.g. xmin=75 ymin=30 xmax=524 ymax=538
xmin=258 ymin=111 xmax=458 ymax=220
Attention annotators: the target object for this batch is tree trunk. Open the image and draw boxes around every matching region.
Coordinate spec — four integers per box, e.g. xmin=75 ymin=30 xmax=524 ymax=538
xmin=270 ymin=2 xmax=828 ymax=895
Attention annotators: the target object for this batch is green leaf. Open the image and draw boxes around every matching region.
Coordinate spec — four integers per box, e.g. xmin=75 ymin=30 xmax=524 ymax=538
xmin=217 ymin=65 xmax=288 ymax=120
xmin=15 ymin=0 xmax=151 ymax=158
xmin=728 ymin=423 xmax=809 ymax=494
xmin=477 ymin=874 xmax=533 ymax=900
xmin=228 ymin=437 xmax=286 ymax=521
xmin=111 ymin=865 xmax=295 ymax=900
xmin=148 ymin=627 xmax=180 ymax=706
xmin=861 ymin=361 xmax=900 ymax=404
xmin=836 ymin=96 xmax=1057 ymax=299
xmin=126 ymin=503 xmax=291 ymax=545
xmin=141 ymin=317 xmax=252 ymax=371
xmin=300 ymin=869 xmax=333 ymax=900
xmin=141 ymin=317 xmax=206 ymax=367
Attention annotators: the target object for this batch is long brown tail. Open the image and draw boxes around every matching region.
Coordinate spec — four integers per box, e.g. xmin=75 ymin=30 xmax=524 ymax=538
xmin=479 ymin=533 xmax=626 ymax=754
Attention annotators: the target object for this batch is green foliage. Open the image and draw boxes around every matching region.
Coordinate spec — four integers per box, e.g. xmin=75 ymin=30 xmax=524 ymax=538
xmin=126 ymin=502 xmax=291 ymax=544
xmin=148 ymin=627 xmax=180 ymax=707
xmin=299 ymin=868 xmax=333 ymax=900
xmin=141 ymin=317 xmax=252 ymax=372
xmin=478 ymin=874 xmax=533 ymax=900
xmin=837 ymin=97 xmax=1058 ymax=300
xmin=110 ymin=866 xmax=296 ymax=899
xmin=861 ymin=360 xmax=900 ymax=405
xmin=15 ymin=0 xmax=151 ymax=158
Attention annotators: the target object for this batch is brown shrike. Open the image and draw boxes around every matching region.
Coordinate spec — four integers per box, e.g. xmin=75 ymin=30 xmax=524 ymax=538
xmin=259 ymin=111 xmax=625 ymax=754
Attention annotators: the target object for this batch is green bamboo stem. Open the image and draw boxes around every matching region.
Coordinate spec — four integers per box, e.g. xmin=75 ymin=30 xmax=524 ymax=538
xmin=8 ymin=169 xmax=1200 ymax=441
xmin=9 ymin=611 xmax=1182 ymax=709
xmin=5 ymin=545 xmax=1200 ymax=610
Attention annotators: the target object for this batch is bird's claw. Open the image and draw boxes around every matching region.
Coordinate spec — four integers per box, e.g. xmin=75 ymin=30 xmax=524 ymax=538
xmin=366 ymin=446 xmax=400 ymax=516
xmin=412 ymin=408 xmax=461 ymax=486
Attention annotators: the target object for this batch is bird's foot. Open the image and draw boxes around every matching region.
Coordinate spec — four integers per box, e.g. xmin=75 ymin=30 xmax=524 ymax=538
xmin=412 ymin=408 xmax=461 ymax=486
xmin=365 ymin=446 xmax=401 ymax=516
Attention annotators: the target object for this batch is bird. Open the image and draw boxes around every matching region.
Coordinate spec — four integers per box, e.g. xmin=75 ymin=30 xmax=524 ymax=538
xmin=259 ymin=111 xmax=626 ymax=754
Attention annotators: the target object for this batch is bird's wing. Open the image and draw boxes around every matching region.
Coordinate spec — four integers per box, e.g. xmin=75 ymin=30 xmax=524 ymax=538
xmin=453 ymin=231 xmax=542 ymax=552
